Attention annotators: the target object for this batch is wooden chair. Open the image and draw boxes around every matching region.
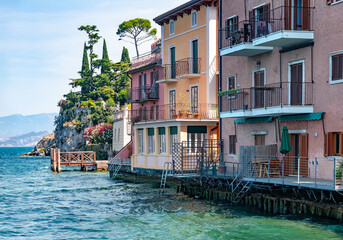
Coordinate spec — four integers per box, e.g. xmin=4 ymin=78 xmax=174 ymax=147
xmin=269 ymin=158 xmax=282 ymax=178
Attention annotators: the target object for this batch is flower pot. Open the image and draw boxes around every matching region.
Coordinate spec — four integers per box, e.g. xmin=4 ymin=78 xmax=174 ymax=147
xmin=173 ymin=114 xmax=178 ymax=119
xmin=178 ymin=114 xmax=184 ymax=118
xmin=194 ymin=114 xmax=199 ymax=119
xmin=336 ymin=178 xmax=342 ymax=185
xmin=186 ymin=113 xmax=193 ymax=119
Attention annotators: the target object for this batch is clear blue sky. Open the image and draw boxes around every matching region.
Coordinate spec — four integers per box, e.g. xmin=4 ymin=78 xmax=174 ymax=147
xmin=0 ymin=0 xmax=188 ymax=117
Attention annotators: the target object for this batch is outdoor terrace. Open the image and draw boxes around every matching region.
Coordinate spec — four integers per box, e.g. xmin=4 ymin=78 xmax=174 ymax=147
xmin=220 ymin=82 xmax=314 ymax=118
xmin=130 ymin=83 xmax=159 ymax=103
xmin=130 ymin=103 xmax=218 ymax=124
xmin=130 ymin=51 xmax=161 ymax=69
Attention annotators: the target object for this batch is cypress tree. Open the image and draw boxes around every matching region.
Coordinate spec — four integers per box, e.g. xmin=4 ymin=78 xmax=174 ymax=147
xmin=120 ymin=46 xmax=130 ymax=64
xmin=81 ymin=42 xmax=90 ymax=77
xmin=101 ymin=39 xmax=110 ymax=74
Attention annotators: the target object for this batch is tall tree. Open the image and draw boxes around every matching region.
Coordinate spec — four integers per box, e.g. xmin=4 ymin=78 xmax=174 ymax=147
xmin=101 ymin=39 xmax=110 ymax=74
xmin=78 ymin=25 xmax=101 ymax=91
xmin=116 ymin=18 xmax=157 ymax=58
xmin=81 ymin=42 xmax=90 ymax=76
xmin=120 ymin=46 xmax=130 ymax=64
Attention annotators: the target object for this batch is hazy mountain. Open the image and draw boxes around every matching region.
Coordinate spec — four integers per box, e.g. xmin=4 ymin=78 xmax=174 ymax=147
xmin=0 ymin=131 xmax=49 ymax=147
xmin=0 ymin=113 xmax=57 ymax=139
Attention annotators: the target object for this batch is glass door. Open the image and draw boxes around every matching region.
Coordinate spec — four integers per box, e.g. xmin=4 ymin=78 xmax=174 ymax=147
xmin=191 ymin=86 xmax=198 ymax=113
xmin=169 ymin=90 xmax=176 ymax=118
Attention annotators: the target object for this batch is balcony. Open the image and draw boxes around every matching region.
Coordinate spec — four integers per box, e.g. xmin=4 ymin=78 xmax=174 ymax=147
xmin=131 ymin=51 xmax=161 ymax=68
xmin=130 ymin=103 xmax=218 ymax=124
xmin=130 ymin=83 xmax=159 ymax=103
xmin=219 ymin=20 xmax=273 ymax=57
xmin=157 ymin=58 xmax=202 ymax=83
xmin=252 ymin=6 xmax=314 ymax=47
xmin=220 ymin=82 xmax=313 ymax=118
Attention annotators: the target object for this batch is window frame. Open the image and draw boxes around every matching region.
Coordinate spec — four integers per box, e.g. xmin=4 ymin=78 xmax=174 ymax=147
xmin=169 ymin=20 xmax=175 ymax=35
xmin=138 ymin=129 xmax=144 ymax=154
xmin=329 ymin=50 xmax=343 ymax=85
xmin=191 ymin=10 xmax=197 ymax=27
xmin=148 ymin=130 xmax=155 ymax=154
xmin=227 ymin=74 xmax=237 ymax=99
xmin=229 ymin=135 xmax=236 ymax=155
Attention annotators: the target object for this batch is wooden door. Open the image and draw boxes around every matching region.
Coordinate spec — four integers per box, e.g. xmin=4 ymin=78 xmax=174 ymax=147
xmin=254 ymin=70 xmax=265 ymax=108
xmin=285 ymin=133 xmax=308 ymax=176
xmin=255 ymin=135 xmax=265 ymax=146
xmin=290 ymin=63 xmax=303 ymax=105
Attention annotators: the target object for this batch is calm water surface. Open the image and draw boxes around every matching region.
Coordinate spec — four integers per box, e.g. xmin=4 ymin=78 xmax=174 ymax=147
xmin=1 ymin=147 xmax=343 ymax=240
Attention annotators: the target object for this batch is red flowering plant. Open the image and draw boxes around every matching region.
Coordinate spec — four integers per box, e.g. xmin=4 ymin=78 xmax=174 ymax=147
xmin=83 ymin=123 xmax=113 ymax=144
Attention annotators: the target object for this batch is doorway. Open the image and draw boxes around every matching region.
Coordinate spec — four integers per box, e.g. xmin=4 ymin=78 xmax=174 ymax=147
xmin=285 ymin=133 xmax=308 ymax=176
xmin=289 ymin=61 xmax=304 ymax=106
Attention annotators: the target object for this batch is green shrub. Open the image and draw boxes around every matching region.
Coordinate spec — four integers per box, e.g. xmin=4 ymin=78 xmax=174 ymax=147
xmin=87 ymin=99 xmax=96 ymax=108
xmin=106 ymin=97 xmax=116 ymax=107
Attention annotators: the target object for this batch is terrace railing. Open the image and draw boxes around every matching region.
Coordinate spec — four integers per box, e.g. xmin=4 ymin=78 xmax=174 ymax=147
xmin=130 ymin=103 xmax=218 ymax=123
xmin=177 ymin=57 xmax=201 ymax=76
xmin=219 ymin=20 xmax=252 ymax=50
xmin=220 ymin=82 xmax=313 ymax=113
xmin=131 ymin=51 xmax=161 ymax=68
xmin=130 ymin=83 xmax=159 ymax=103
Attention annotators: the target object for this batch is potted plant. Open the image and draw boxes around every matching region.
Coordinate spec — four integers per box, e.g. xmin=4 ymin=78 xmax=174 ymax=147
xmin=336 ymin=167 xmax=342 ymax=185
xmin=178 ymin=109 xmax=185 ymax=118
xmin=186 ymin=111 xmax=193 ymax=118
xmin=173 ymin=113 xmax=178 ymax=119
xmin=194 ymin=112 xmax=200 ymax=119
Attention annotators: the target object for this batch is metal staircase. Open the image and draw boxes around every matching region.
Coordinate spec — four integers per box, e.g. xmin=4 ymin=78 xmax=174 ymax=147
xmin=159 ymin=162 xmax=172 ymax=195
xmin=232 ymin=181 xmax=251 ymax=204
xmin=110 ymin=163 xmax=122 ymax=179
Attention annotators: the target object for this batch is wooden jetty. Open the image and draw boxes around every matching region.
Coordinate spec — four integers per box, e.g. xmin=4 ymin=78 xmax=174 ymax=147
xmin=50 ymin=148 xmax=97 ymax=172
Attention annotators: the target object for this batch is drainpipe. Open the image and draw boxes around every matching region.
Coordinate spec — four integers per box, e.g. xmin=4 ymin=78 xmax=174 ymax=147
xmin=219 ymin=0 xmax=223 ymax=141
xmin=210 ymin=123 xmax=219 ymax=139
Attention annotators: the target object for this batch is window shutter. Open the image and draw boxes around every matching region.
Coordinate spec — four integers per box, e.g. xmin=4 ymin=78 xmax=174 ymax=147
xmin=233 ymin=16 xmax=239 ymax=31
xmin=340 ymin=133 xmax=343 ymax=156
xmin=284 ymin=0 xmax=291 ymax=30
xmin=332 ymin=55 xmax=339 ymax=80
xmin=225 ymin=19 xmax=229 ymax=39
xmin=263 ymin=3 xmax=270 ymax=22
xmin=302 ymin=0 xmax=311 ymax=30
xmin=324 ymin=133 xmax=329 ymax=157
xmin=299 ymin=134 xmax=308 ymax=157
xmin=327 ymin=0 xmax=333 ymax=5
xmin=249 ymin=10 xmax=255 ymax=38
xmin=328 ymin=132 xmax=334 ymax=156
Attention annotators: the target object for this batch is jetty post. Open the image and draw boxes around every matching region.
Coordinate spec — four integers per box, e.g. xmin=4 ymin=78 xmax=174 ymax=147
xmin=52 ymin=148 xmax=57 ymax=172
xmin=57 ymin=148 xmax=61 ymax=173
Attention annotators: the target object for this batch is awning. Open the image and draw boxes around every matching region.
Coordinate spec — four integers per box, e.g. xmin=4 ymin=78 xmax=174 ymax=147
xmin=148 ymin=128 xmax=154 ymax=136
xmin=278 ymin=112 xmax=324 ymax=122
xmin=187 ymin=126 xmax=207 ymax=133
xmin=234 ymin=117 xmax=273 ymax=124
xmin=170 ymin=126 xmax=178 ymax=135
xmin=158 ymin=127 xmax=165 ymax=135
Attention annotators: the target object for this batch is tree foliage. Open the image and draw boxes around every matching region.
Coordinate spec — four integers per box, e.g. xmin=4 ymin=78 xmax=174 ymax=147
xmin=116 ymin=18 xmax=157 ymax=58
xmin=101 ymin=39 xmax=110 ymax=74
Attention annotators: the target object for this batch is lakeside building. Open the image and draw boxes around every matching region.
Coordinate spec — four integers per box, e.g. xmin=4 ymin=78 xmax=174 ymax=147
xmin=218 ymin=0 xmax=343 ymax=190
xmin=126 ymin=0 xmax=220 ymax=173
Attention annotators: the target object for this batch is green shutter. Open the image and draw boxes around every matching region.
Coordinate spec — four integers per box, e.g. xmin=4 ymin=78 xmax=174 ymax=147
xmin=159 ymin=127 xmax=165 ymax=135
xmin=148 ymin=128 xmax=154 ymax=136
xmin=187 ymin=126 xmax=207 ymax=133
xmin=278 ymin=112 xmax=324 ymax=122
xmin=170 ymin=126 xmax=178 ymax=135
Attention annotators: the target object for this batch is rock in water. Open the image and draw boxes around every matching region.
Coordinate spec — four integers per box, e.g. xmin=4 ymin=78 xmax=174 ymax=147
xmin=21 ymin=133 xmax=56 ymax=156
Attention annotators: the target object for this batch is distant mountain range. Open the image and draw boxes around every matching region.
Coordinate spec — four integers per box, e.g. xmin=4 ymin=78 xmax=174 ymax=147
xmin=0 ymin=131 xmax=49 ymax=147
xmin=0 ymin=113 xmax=57 ymax=139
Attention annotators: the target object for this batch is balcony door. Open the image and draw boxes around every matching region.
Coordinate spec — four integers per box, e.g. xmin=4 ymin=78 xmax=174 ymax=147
xmin=169 ymin=89 xmax=176 ymax=118
xmin=250 ymin=4 xmax=270 ymax=38
xmin=289 ymin=62 xmax=304 ymax=106
xmin=170 ymin=47 xmax=176 ymax=78
xmin=138 ymin=75 xmax=142 ymax=101
xmin=284 ymin=0 xmax=310 ymax=30
xmin=191 ymin=39 xmax=198 ymax=74
xmin=191 ymin=85 xmax=198 ymax=113
xmin=253 ymin=70 xmax=265 ymax=108
xmin=285 ymin=133 xmax=308 ymax=177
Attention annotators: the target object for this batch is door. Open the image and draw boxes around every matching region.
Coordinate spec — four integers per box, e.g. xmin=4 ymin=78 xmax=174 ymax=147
xmin=250 ymin=4 xmax=270 ymax=38
xmin=254 ymin=70 xmax=265 ymax=108
xmin=169 ymin=90 xmax=176 ymax=118
xmin=286 ymin=133 xmax=308 ymax=176
xmin=290 ymin=62 xmax=303 ymax=105
xmin=285 ymin=0 xmax=310 ymax=30
xmin=170 ymin=47 xmax=176 ymax=78
xmin=142 ymin=73 xmax=147 ymax=100
xmin=192 ymin=40 xmax=198 ymax=74
xmin=191 ymin=86 xmax=198 ymax=113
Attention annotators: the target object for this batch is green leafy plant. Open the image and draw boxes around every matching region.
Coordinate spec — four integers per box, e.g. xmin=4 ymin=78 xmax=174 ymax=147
xmin=336 ymin=167 xmax=342 ymax=179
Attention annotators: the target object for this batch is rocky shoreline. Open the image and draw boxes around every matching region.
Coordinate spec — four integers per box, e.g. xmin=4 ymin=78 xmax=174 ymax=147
xmin=20 ymin=133 xmax=55 ymax=156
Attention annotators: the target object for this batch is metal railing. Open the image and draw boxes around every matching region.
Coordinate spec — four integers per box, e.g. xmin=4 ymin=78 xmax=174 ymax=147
xmin=161 ymin=58 xmax=201 ymax=80
xmin=204 ymin=155 xmax=343 ymax=191
xmin=130 ymin=103 xmax=218 ymax=123
xmin=130 ymin=83 xmax=159 ymax=103
xmin=172 ymin=139 xmax=223 ymax=175
xmin=221 ymin=82 xmax=313 ymax=113
xmin=219 ymin=6 xmax=314 ymax=50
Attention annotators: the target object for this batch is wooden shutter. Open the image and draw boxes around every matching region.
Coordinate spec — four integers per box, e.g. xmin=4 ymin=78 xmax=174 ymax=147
xmin=328 ymin=132 xmax=334 ymax=156
xmin=327 ymin=0 xmax=333 ymax=5
xmin=302 ymin=0 xmax=311 ymax=30
xmin=249 ymin=10 xmax=255 ymax=38
xmin=233 ymin=16 xmax=239 ymax=31
xmin=299 ymin=134 xmax=308 ymax=157
xmin=263 ymin=4 xmax=270 ymax=22
xmin=284 ymin=0 xmax=291 ymax=30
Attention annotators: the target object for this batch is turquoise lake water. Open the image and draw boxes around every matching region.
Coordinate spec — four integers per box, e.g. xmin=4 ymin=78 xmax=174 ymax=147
xmin=1 ymin=147 xmax=343 ymax=240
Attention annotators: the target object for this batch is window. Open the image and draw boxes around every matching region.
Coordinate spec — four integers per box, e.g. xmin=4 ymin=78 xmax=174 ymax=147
xmin=229 ymin=135 xmax=236 ymax=155
xmin=325 ymin=132 xmax=343 ymax=156
xmin=170 ymin=126 xmax=178 ymax=153
xmin=327 ymin=0 xmax=343 ymax=5
xmin=191 ymin=10 xmax=197 ymax=27
xmin=138 ymin=129 xmax=144 ymax=154
xmin=114 ymin=129 xmax=117 ymax=142
xmin=254 ymin=135 xmax=265 ymax=146
xmin=330 ymin=52 xmax=343 ymax=84
xmin=187 ymin=126 xmax=207 ymax=154
xmin=191 ymin=86 xmax=198 ymax=113
xmin=117 ymin=128 xmax=120 ymax=142
xmin=169 ymin=20 xmax=175 ymax=35
xmin=159 ymin=128 xmax=166 ymax=154
xmin=148 ymin=128 xmax=155 ymax=154
xmin=150 ymin=72 xmax=154 ymax=86
xmin=227 ymin=75 xmax=237 ymax=99
xmin=225 ymin=16 xmax=238 ymax=39
xmin=150 ymin=106 xmax=154 ymax=120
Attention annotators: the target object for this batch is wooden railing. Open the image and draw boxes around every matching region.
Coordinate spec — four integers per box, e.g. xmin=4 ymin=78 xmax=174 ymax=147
xmin=50 ymin=148 xmax=96 ymax=172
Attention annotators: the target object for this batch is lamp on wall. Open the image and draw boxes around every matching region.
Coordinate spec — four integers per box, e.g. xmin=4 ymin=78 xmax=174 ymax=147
xmin=256 ymin=61 xmax=261 ymax=68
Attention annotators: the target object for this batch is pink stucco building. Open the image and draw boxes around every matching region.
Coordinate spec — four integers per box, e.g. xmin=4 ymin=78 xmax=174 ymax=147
xmin=219 ymin=0 xmax=343 ymax=189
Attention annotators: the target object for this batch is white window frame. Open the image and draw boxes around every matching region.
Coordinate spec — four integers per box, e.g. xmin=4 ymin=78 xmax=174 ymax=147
xmin=329 ymin=50 xmax=343 ymax=85
xmin=138 ymin=129 xmax=144 ymax=154
xmin=288 ymin=60 xmax=305 ymax=105
xmin=331 ymin=0 xmax=343 ymax=6
xmin=169 ymin=20 xmax=175 ymax=35
xmin=148 ymin=134 xmax=154 ymax=154
xmin=159 ymin=133 xmax=166 ymax=154
xmin=191 ymin=10 xmax=197 ymax=27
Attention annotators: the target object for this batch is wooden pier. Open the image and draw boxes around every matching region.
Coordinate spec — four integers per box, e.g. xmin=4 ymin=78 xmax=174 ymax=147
xmin=50 ymin=148 xmax=97 ymax=172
